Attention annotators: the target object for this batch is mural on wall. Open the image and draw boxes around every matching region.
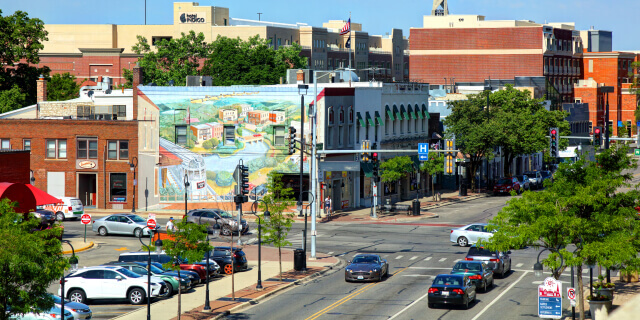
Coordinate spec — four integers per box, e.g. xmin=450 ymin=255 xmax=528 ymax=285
xmin=142 ymin=86 xmax=311 ymax=203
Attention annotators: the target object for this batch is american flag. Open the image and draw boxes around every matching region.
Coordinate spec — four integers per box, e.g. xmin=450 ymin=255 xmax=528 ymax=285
xmin=339 ymin=18 xmax=351 ymax=35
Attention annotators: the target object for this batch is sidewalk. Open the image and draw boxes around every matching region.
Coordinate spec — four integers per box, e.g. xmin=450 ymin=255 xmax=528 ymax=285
xmin=112 ymin=241 xmax=340 ymax=320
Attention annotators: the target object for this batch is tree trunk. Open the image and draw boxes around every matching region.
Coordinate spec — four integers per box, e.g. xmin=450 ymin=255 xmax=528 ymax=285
xmin=278 ymin=246 xmax=282 ymax=281
xmin=503 ymin=153 xmax=514 ymax=177
xmin=177 ymin=268 xmax=181 ymax=320
xmin=578 ymin=265 xmax=585 ymax=320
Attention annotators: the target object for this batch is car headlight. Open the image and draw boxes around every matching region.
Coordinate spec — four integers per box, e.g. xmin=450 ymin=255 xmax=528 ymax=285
xmin=173 ymin=276 xmax=180 ymax=281
xmin=373 ymin=269 xmax=378 ymax=272
xmin=346 ymin=268 xmax=352 ymax=273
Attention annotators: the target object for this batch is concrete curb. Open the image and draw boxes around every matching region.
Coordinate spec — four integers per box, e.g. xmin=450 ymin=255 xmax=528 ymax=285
xmin=421 ymin=193 xmax=490 ymax=211
xmin=211 ymin=256 xmax=345 ymax=319
xmin=62 ymin=242 xmax=94 ymax=255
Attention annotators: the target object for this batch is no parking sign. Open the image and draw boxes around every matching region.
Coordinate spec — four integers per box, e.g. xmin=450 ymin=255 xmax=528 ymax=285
xmin=567 ymin=287 xmax=576 ymax=307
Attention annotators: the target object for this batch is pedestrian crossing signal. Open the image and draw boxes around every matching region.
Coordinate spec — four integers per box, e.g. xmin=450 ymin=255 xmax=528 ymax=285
xmin=444 ymin=138 xmax=455 ymax=175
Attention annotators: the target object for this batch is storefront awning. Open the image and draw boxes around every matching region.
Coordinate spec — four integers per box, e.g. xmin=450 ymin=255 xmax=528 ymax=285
xmin=416 ymin=104 xmax=424 ymax=119
xmin=393 ymin=105 xmax=402 ymax=120
xmin=356 ymin=112 xmax=365 ymax=127
xmin=385 ymin=105 xmax=395 ymax=121
xmin=361 ymin=161 xmax=374 ymax=178
xmin=365 ymin=112 xmax=375 ymax=126
xmin=422 ymin=104 xmax=430 ymax=119
xmin=400 ymin=105 xmax=409 ymax=120
xmin=374 ymin=111 xmax=384 ymax=126
xmin=407 ymin=105 xmax=417 ymax=119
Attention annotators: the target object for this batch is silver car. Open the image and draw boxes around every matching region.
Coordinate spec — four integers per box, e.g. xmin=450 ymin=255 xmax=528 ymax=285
xmin=450 ymin=223 xmax=494 ymax=247
xmin=92 ymin=214 xmax=159 ymax=237
xmin=185 ymin=209 xmax=249 ymax=236
xmin=51 ymin=294 xmax=92 ymax=320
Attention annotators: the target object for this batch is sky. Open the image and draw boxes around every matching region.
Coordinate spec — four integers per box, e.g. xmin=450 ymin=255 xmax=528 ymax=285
xmin=1 ymin=0 xmax=638 ymax=51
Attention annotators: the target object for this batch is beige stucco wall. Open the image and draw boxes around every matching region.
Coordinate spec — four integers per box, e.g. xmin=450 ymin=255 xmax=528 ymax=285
xmin=44 ymin=24 xmax=117 ymax=53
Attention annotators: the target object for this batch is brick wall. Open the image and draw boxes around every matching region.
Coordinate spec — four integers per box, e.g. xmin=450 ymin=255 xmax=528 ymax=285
xmin=574 ymin=86 xmax=603 ymax=129
xmin=36 ymin=55 xmax=139 ymax=88
xmin=0 ymin=151 xmax=31 ymax=184
xmin=0 ymin=119 xmax=138 ymax=209
xmin=410 ymin=27 xmax=542 ymax=51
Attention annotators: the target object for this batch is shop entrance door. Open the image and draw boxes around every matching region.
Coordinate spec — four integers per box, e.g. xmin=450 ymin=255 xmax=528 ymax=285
xmin=78 ymin=173 xmax=97 ymax=208
xmin=332 ymin=179 xmax=341 ymax=211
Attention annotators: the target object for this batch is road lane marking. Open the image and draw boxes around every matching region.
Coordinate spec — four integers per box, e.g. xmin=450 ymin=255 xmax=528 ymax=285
xmin=388 ymin=291 xmax=430 ymax=320
xmin=395 ymin=255 xmax=403 ymax=260
xmin=470 ymin=271 xmax=530 ymax=320
xmin=424 ymin=257 xmax=432 ymax=261
xmin=454 ymin=259 xmax=461 ymax=262
xmin=304 ymin=267 xmax=410 ymax=320
xmin=410 ymin=256 xmax=418 ymax=260
xmin=516 ymin=263 xmax=523 ymax=268
xmin=114 ymin=247 xmax=129 ymax=251
xmin=327 ymin=251 xmax=334 ymax=255
xmin=438 ymin=258 xmax=447 ymax=262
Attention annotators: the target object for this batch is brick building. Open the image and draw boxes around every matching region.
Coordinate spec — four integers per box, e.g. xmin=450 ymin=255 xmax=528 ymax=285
xmin=247 ymin=110 xmax=270 ymax=125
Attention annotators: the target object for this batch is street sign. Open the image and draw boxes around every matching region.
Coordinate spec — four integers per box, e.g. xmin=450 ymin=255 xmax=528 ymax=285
xmin=80 ymin=214 xmax=91 ymax=225
xmin=635 ymin=149 xmax=640 ymax=156
xmin=538 ymin=277 xmax=562 ymax=319
xmin=147 ymin=218 xmax=157 ymax=229
xmin=418 ymin=143 xmax=429 ymax=161
xmin=567 ymin=287 xmax=576 ymax=307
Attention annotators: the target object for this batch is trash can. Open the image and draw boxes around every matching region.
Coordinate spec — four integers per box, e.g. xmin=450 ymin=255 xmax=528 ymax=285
xmin=294 ymin=248 xmax=305 ymax=271
xmin=412 ymin=200 xmax=420 ymax=216
xmin=460 ymin=182 xmax=468 ymax=196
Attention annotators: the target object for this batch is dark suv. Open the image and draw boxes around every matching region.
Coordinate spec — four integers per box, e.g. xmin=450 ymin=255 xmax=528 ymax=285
xmin=185 ymin=209 xmax=249 ymax=236
xmin=464 ymin=246 xmax=511 ymax=278
xmin=33 ymin=209 xmax=56 ymax=227
xmin=210 ymin=247 xmax=248 ymax=274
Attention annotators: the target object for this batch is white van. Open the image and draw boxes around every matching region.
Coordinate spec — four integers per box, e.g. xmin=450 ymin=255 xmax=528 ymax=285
xmin=42 ymin=197 xmax=84 ymax=221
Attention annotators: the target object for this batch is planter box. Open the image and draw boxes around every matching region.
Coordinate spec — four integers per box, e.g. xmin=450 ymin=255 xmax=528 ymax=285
xmin=594 ymin=287 xmax=614 ymax=300
xmin=588 ymin=299 xmax=612 ymax=320
xmin=620 ymin=270 xmax=639 ymax=282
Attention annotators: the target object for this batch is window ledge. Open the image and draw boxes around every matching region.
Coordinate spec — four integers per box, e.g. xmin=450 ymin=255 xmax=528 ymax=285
xmin=44 ymin=158 xmax=68 ymax=161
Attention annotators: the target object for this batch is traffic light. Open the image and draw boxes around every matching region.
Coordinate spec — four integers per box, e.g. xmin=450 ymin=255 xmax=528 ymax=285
xmin=234 ymin=164 xmax=249 ymax=204
xmin=361 ymin=140 xmax=370 ymax=162
xmin=593 ymin=126 xmax=602 ymax=147
xmin=288 ymin=126 xmax=296 ymax=155
xmin=549 ymin=127 xmax=559 ymax=158
xmin=444 ymin=138 xmax=455 ymax=175
xmin=372 ymin=152 xmax=379 ymax=177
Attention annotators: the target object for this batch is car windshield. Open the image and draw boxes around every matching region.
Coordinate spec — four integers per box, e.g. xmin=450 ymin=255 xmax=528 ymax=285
xmin=50 ymin=294 xmax=62 ymax=304
xmin=127 ymin=215 xmax=146 ymax=223
xmin=434 ymin=276 xmax=462 ymax=286
xmin=497 ymin=178 xmax=510 ymax=184
xmin=117 ymin=267 xmax=142 ymax=278
xmin=218 ymin=211 xmax=233 ymax=218
xmin=149 ymin=264 xmax=165 ymax=274
xmin=453 ymin=262 xmax=482 ymax=272
xmin=352 ymin=256 xmax=377 ymax=264
xmin=71 ymin=199 xmax=82 ymax=206
xmin=468 ymin=247 xmax=496 ymax=257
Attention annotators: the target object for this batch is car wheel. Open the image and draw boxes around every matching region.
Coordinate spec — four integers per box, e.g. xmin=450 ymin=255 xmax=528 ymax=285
xmin=500 ymin=266 xmax=506 ymax=278
xmin=56 ymin=212 xmax=65 ymax=221
xmin=428 ymin=303 xmax=435 ymax=308
xmin=133 ymin=228 xmax=142 ymax=238
xmin=128 ymin=288 xmax=145 ymax=305
xmin=224 ymin=264 xmax=234 ymax=275
xmin=457 ymin=236 xmax=469 ymax=247
xmin=463 ymin=297 xmax=469 ymax=310
xmin=68 ymin=289 xmax=86 ymax=304
xmin=163 ymin=283 xmax=173 ymax=297
xmin=221 ymin=225 xmax=232 ymax=236
xmin=482 ymin=280 xmax=487 ymax=292
xmin=98 ymin=226 xmax=108 ymax=236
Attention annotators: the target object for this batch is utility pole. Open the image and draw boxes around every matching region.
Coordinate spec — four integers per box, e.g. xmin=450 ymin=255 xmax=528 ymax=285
xmin=257 ymin=13 xmax=262 ymax=21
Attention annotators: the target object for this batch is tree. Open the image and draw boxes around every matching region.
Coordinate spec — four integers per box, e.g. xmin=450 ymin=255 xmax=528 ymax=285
xmin=618 ymin=122 xmax=628 ymax=138
xmin=203 ymin=137 xmax=219 ymax=150
xmin=47 ymin=72 xmax=83 ymax=101
xmin=260 ymin=171 xmax=295 ymax=281
xmin=0 ymin=10 xmax=50 ymax=111
xmin=0 ymin=85 xmax=26 ymax=114
xmin=419 ymin=152 xmax=445 ymax=197
xmin=0 ymin=199 xmax=66 ymax=320
xmin=162 ymin=217 xmax=211 ymax=320
xmin=380 ymin=156 xmax=414 ymax=183
xmin=236 ymin=127 xmax=243 ymax=136
xmin=483 ymin=146 xmax=640 ymax=320
xmin=123 ymin=31 xmax=209 ymax=87
xmin=444 ymin=90 xmax=499 ymax=191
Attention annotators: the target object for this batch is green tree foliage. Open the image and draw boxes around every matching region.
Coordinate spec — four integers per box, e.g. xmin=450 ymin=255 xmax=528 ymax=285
xmin=162 ymin=217 xmax=211 ymax=320
xmin=202 ymin=137 xmax=219 ymax=150
xmin=0 ymin=85 xmax=26 ymax=114
xmin=215 ymin=171 xmax=234 ymax=186
xmin=0 ymin=10 xmax=50 ymax=112
xmin=260 ymin=172 xmax=295 ymax=280
xmin=420 ymin=152 xmax=445 ymax=196
xmin=631 ymin=61 xmax=640 ymax=122
xmin=0 ymin=199 xmax=66 ymax=320
xmin=483 ymin=146 xmax=640 ymax=320
xmin=123 ymin=31 xmax=209 ymax=87
xmin=47 ymin=72 xmax=83 ymax=101
xmin=618 ymin=122 xmax=628 ymax=138
xmin=236 ymin=127 xmax=243 ymax=136
xmin=380 ymin=156 xmax=414 ymax=183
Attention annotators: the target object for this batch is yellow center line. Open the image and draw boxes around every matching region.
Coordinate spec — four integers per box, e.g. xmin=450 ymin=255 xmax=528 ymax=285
xmin=305 ymin=267 xmax=410 ymax=320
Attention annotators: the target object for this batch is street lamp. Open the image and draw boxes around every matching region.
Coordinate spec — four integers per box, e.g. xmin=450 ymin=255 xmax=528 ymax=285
xmin=299 ymin=191 xmax=315 ymax=271
xmin=129 ymin=156 xmax=138 ymax=213
xmin=297 ymin=84 xmax=309 ymax=226
xmin=198 ymin=214 xmax=215 ymax=310
xmin=60 ymin=240 xmax=79 ymax=319
xmin=30 ymin=169 xmax=35 ymax=184
xmin=601 ymin=86 xmax=614 ymax=149
xmin=533 ymin=247 xmax=564 ymax=278
xmin=250 ymin=197 xmax=270 ymax=289
xmin=138 ymin=227 xmax=161 ymax=320
xmin=184 ymin=173 xmax=190 ymax=217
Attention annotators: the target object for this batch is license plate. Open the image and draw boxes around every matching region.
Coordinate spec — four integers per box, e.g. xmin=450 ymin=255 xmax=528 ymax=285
xmin=441 ymin=291 xmax=449 ymax=296
xmin=357 ymin=276 xmax=364 ymax=280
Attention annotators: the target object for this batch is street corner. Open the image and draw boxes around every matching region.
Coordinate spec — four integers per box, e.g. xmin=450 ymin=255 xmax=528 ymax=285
xmin=62 ymin=241 xmax=94 ymax=254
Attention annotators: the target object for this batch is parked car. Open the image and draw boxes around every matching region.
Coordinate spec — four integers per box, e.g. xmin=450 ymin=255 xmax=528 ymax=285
xmin=185 ymin=209 xmax=249 ymax=236
xmin=50 ymin=293 xmax=92 ymax=320
xmin=102 ymin=262 xmax=189 ymax=297
xmin=92 ymin=214 xmax=160 ymax=237
xmin=427 ymin=274 xmax=476 ymax=309
xmin=523 ymin=171 xmax=543 ymax=189
xmin=117 ymin=252 xmax=208 ymax=282
xmin=59 ymin=266 xmax=166 ymax=305
xmin=492 ymin=177 xmax=521 ymax=195
xmin=8 ymin=306 xmax=74 ymax=320
xmin=515 ymin=175 xmax=531 ymax=191
xmin=32 ymin=209 xmax=56 ymax=227
xmin=449 ymin=223 xmax=494 ymax=247
xmin=41 ymin=197 xmax=84 ymax=221
xmin=450 ymin=261 xmax=494 ymax=292
xmin=208 ymin=247 xmax=249 ymax=274
xmin=344 ymin=254 xmax=389 ymax=282
xmin=464 ymin=245 xmax=512 ymax=278
xmin=130 ymin=262 xmax=194 ymax=289
xmin=540 ymin=170 xmax=554 ymax=187
xmin=149 ymin=262 xmax=202 ymax=285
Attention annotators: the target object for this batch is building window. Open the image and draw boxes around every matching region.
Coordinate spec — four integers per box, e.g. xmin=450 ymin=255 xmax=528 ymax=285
xmin=109 ymin=173 xmax=127 ymax=202
xmin=152 ymin=36 xmax=172 ymax=46
xmin=46 ymin=139 xmax=67 ymax=159
xmin=224 ymin=125 xmax=235 ymax=146
xmin=0 ymin=139 xmax=10 ymax=150
xmin=77 ymin=138 xmax=97 ymax=159
xmin=273 ymin=125 xmax=285 ymax=146
xmin=175 ymin=125 xmax=187 ymax=145
xmin=23 ymin=139 xmax=31 ymax=151
xmin=107 ymin=140 xmax=129 ymax=160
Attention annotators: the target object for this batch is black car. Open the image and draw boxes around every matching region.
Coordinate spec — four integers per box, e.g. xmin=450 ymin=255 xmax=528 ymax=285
xmin=150 ymin=262 xmax=202 ymax=285
xmin=464 ymin=245 xmax=511 ymax=278
xmin=209 ymin=247 xmax=248 ymax=274
xmin=428 ymin=274 xmax=476 ymax=309
xmin=344 ymin=254 xmax=389 ymax=282
xmin=33 ymin=209 xmax=56 ymax=228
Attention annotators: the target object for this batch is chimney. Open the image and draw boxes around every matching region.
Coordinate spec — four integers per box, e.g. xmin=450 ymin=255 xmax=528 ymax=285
xmin=132 ymin=64 xmax=143 ymax=121
xmin=36 ymin=74 xmax=47 ymax=103
xmin=296 ymin=69 xmax=305 ymax=84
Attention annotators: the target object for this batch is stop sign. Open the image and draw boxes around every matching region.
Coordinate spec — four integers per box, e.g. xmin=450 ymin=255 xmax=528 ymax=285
xmin=81 ymin=214 xmax=91 ymax=225
xmin=147 ymin=218 xmax=157 ymax=229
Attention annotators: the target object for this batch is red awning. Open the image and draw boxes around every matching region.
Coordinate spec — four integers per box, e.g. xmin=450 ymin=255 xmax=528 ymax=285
xmin=25 ymin=184 xmax=61 ymax=206
xmin=0 ymin=182 xmax=36 ymax=213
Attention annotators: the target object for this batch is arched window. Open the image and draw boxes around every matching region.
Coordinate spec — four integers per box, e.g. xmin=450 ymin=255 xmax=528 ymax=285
xmin=339 ymin=106 xmax=345 ymax=124
xmin=329 ymin=107 xmax=334 ymax=125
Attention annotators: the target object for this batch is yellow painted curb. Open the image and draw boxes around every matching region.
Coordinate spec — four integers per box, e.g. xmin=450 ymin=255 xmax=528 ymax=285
xmin=62 ymin=242 xmax=94 ymax=255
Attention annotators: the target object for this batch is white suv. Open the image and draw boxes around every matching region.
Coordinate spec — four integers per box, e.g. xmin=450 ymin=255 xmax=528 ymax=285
xmin=59 ymin=266 xmax=166 ymax=305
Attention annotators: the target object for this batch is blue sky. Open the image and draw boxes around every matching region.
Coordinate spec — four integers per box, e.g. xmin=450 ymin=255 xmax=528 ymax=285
xmin=1 ymin=0 xmax=638 ymax=51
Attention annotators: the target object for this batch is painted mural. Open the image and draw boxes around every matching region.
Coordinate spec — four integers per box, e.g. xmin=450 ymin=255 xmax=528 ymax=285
xmin=142 ymin=86 xmax=311 ymax=203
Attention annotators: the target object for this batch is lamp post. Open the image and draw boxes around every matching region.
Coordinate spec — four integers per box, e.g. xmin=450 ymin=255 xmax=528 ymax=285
xmin=129 ymin=156 xmax=138 ymax=212
xmin=533 ymin=247 xmax=564 ymax=278
xmin=60 ymin=240 xmax=79 ymax=319
xmin=198 ymin=214 xmax=214 ymax=310
xmin=601 ymin=86 xmax=614 ymax=149
xmin=250 ymin=196 xmax=270 ymax=289
xmin=138 ymin=227 xmax=162 ymax=320
xmin=298 ymin=191 xmax=315 ymax=271
xmin=297 ymin=84 xmax=309 ymax=225
xmin=184 ymin=173 xmax=190 ymax=217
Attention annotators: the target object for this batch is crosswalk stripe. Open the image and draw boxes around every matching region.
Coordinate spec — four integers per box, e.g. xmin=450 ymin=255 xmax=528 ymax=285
xmin=410 ymin=256 xmax=418 ymax=260
xmin=516 ymin=263 xmax=523 ymax=268
xmin=424 ymin=257 xmax=432 ymax=261
xmin=395 ymin=255 xmax=404 ymax=260
xmin=439 ymin=258 xmax=447 ymax=262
